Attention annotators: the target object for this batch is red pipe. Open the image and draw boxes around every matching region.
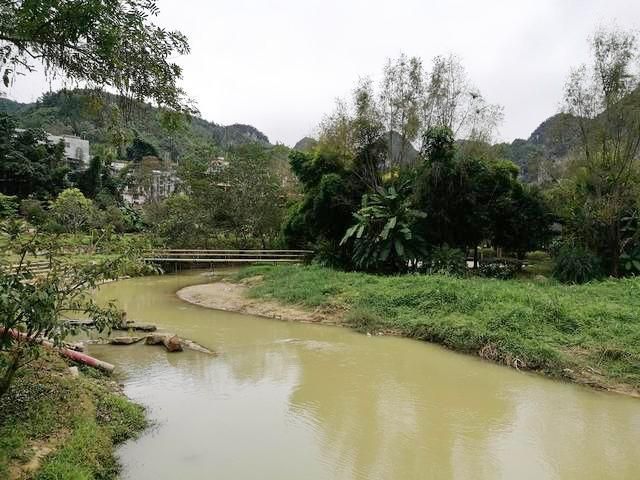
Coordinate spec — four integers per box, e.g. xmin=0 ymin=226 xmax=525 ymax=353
xmin=0 ymin=328 xmax=115 ymax=373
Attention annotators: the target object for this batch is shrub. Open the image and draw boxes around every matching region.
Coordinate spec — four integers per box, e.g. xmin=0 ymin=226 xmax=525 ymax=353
xmin=0 ymin=194 xmax=18 ymax=218
xmin=477 ymin=259 xmax=522 ymax=280
xmin=19 ymin=199 xmax=47 ymax=225
xmin=422 ymin=245 xmax=466 ymax=276
xmin=552 ymin=244 xmax=603 ymax=284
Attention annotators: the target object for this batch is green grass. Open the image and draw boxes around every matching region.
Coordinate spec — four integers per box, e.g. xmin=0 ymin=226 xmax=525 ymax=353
xmin=236 ymin=265 xmax=640 ymax=391
xmin=0 ymin=351 xmax=146 ymax=479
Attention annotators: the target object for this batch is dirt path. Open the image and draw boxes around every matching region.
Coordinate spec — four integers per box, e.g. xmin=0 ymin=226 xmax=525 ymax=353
xmin=176 ymin=280 xmax=342 ymax=326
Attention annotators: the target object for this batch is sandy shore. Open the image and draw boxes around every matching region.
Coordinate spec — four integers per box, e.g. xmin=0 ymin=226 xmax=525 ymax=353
xmin=176 ymin=280 xmax=342 ymax=325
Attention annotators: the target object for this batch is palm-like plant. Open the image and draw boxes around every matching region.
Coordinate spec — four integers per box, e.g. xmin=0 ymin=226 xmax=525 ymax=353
xmin=340 ymin=182 xmax=427 ymax=272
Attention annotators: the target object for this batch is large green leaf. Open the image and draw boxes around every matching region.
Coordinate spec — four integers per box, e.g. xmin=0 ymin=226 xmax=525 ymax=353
xmin=394 ymin=238 xmax=405 ymax=257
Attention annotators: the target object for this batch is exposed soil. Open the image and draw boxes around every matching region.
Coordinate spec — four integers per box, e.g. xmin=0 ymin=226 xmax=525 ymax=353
xmin=177 ymin=280 xmax=342 ymax=326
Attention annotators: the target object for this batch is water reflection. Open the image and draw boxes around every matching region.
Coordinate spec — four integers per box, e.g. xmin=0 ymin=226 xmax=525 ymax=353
xmin=89 ymin=273 xmax=640 ymax=480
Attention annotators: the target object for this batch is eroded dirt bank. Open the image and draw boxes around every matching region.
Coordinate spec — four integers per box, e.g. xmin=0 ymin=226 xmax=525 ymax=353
xmin=177 ymin=280 xmax=342 ymax=325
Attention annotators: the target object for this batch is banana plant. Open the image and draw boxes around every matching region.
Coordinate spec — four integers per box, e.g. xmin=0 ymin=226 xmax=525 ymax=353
xmin=340 ymin=182 xmax=427 ymax=272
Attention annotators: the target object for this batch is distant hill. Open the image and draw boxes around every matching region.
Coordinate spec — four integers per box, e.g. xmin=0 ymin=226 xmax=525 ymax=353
xmin=0 ymin=90 xmax=271 ymax=162
xmin=293 ymin=136 xmax=318 ymax=152
xmin=498 ymin=113 xmax=582 ymax=183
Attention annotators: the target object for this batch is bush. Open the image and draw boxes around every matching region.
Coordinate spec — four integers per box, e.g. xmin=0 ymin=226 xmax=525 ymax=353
xmin=552 ymin=244 xmax=603 ymax=284
xmin=477 ymin=259 xmax=522 ymax=280
xmin=0 ymin=194 xmax=18 ymax=218
xmin=422 ymin=245 xmax=466 ymax=276
xmin=19 ymin=199 xmax=47 ymax=225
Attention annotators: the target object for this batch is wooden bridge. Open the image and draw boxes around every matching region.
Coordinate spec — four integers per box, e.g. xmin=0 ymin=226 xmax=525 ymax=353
xmin=143 ymin=249 xmax=313 ymax=266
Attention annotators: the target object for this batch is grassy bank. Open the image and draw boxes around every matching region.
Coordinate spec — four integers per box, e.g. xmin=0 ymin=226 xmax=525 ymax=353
xmin=0 ymin=351 xmax=146 ymax=479
xmin=236 ymin=265 xmax=640 ymax=394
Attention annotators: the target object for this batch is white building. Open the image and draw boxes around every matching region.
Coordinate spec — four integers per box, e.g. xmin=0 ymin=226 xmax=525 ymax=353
xmin=15 ymin=129 xmax=90 ymax=169
xmin=47 ymin=134 xmax=90 ymax=169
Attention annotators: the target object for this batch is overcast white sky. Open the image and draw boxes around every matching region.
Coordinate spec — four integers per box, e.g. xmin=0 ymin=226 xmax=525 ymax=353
xmin=6 ymin=0 xmax=640 ymax=145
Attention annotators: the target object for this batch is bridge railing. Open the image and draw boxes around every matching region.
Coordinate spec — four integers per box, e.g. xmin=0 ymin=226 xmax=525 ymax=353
xmin=143 ymin=249 xmax=314 ymax=264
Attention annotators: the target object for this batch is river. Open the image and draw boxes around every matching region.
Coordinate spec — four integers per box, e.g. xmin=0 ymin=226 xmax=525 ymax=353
xmin=87 ymin=273 xmax=640 ymax=479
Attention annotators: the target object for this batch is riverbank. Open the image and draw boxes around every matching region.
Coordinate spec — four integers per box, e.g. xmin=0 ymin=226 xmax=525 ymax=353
xmin=0 ymin=350 xmax=146 ymax=479
xmin=179 ymin=265 xmax=640 ymax=397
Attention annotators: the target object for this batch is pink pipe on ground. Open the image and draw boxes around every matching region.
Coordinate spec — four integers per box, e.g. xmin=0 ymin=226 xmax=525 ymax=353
xmin=0 ymin=328 xmax=115 ymax=373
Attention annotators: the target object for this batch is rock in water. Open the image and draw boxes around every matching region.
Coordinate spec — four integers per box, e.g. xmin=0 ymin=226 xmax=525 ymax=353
xmin=145 ymin=334 xmax=166 ymax=345
xmin=163 ymin=335 xmax=183 ymax=352
xmin=110 ymin=336 xmax=142 ymax=345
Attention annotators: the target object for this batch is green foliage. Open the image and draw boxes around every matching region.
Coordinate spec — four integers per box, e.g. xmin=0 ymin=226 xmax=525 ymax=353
xmin=0 ymin=0 xmax=191 ymax=111
xmin=621 ymin=246 xmax=640 ymax=274
xmin=0 ymin=352 xmax=146 ymax=479
xmin=150 ymin=143 xmax=287 ymax=248
xmin=284 ymin=149 xmax=368 ymax=266
xmin=0 ymin=193 xmax=17 ymax=218
xmin=3 ymin=90 xmax=271 ymax=166
xmin=422 ymin=245 xmax=466 ymax=276
xmin=477 ymin=259 xmax=522 ymax=280
xmin=414 ymin=128 xmax=553 ymax=256
xmin=126 ymin=137 xmax=159 ymax=162
xmin=236 ymin=264 xmax=640 ymax=388
xmin=50 ymin=188 xmax=96 ymax=233
xmin=556 ymin=27 xmax=640 ymax=277
xmin=0 ymin=225 xmax=132 ymax=398
xmin=19 ymin=199 xmax=47 ymax=225
xmin=341 ymin=182 xmax=426 ymax=272
xmin=96 ymin=393 xmax=147 ymax=444
xmin=552 ymin=244 xmax=603 ymax=284
xmin=0 ymin=114 xmax=69 ymax=199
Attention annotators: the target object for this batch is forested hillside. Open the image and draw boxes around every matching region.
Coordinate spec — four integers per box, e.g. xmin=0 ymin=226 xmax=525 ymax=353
xmin=0 ymin=90 xmax=271 ymax=162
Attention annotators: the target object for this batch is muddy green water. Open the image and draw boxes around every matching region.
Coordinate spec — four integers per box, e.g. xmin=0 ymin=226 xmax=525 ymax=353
xmin=88 ymin=273 xmax=640 ymax=480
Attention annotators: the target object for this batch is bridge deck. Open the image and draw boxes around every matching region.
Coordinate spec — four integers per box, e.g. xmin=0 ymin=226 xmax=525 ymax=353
xmin=143 ymin=249 xmax=313 ymax=264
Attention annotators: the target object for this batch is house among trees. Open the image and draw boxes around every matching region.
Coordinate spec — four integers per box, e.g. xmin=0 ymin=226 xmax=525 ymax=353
xmin=16 ymin=129 xmax=90 ymax=170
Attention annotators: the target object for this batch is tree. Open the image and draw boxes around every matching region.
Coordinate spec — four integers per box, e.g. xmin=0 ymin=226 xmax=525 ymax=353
xmin=414 ymin=128 xmax=552 ymax=262
xmin=379 ymin=54 xmax=423 ymax=167
xmin=422 ymin=55 xmax=503 ymax=142
xmin=316 ymin=53 xmax=502 ymax=175
xmin=560 ymin=27 xmax=640 ymax=276
xmin=127 ymin=137 xmax=159 ymax=162
xmin=50 ymin=188 xmax=96 ymax=233
xmin=0 ymin=114 xmax=69 ymax=199
xmin=284 ymin=149 xmax=366 ymax=265
xmin=221 ymin=144 xmax=285 ymax=247
xmin=0 ymin=223 xmax=125 ymax=397
xmin=340 ymin=182 xmax=426 ymax=273
xmin=0 ymin=0 xmax=192 ymax=111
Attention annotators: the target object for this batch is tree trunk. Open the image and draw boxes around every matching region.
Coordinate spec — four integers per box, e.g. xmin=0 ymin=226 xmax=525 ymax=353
xmin=0 ymin=349 xmax=22 ymax=398
xmin=473 ymin=245 xmax=479 ymax=269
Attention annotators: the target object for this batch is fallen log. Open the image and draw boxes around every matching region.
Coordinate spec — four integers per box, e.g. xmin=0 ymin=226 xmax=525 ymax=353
xmin=114 ymin=322 xmax=157 ymax=332
xmin=110 ymin=336 xmax=143 ymax=345
xmin=0 ymin=328 xmax=115 ymax=373
xmin=145 ymin=333 xmax=182 ymax=352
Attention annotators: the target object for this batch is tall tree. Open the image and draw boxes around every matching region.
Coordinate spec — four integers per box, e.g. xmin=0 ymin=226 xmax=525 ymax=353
xmin=561 ymin=27 xmax=640 ymax=276
xmin=423 ymin=55 xmax=503 ymax=142
xmin=379 ymin=54 xmax=424 ymax=167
